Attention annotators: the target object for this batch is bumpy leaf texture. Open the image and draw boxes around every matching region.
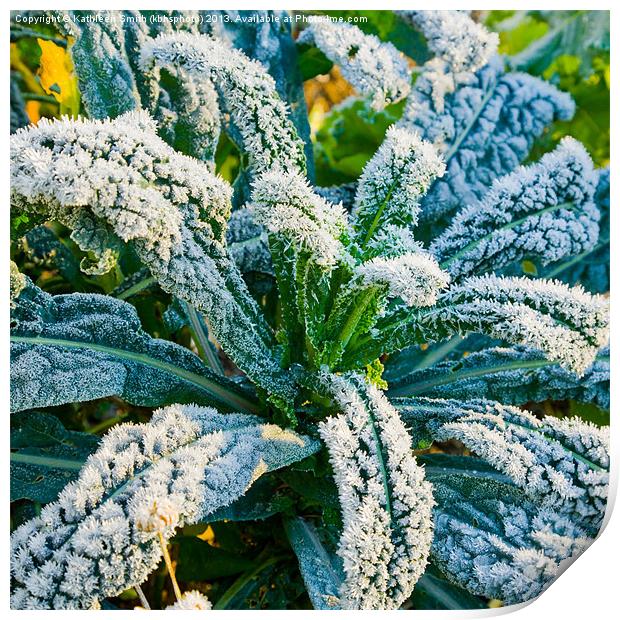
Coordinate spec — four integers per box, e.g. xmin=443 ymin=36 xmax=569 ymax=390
xmin=139 ymin=32 xmax=306 ymax=178
xmin=316 ymin=373 xmax=434 ymax=610
xmin=425 ymin=454 xmax=592 ymax=604
xmin=398 ymin=54 xmax=575 ymax=228
xmin=399 ymin=398 xmax=609 ymax=531
xmin=431 ymin=137 xmax=600 ymax=280
xmin=10 ymin=404 xmax=319 ymax=609
xmin=350 ymin=274 xmax=609 ymax=376
xmin=10 ymin=277 xmax=257 ymax=414
xmin=388 ymin=345 xmax=610 ymax=409
xmin=10 ymin=112 xmax=295 ymax=408
xmin=297 ymin=21 xmax=411 ymax=111
xmin=543 ymin=167 xmax=610 ymax=293
xmin=398 ymin=10 xmax=499 ymax=73
xmin=204 ymin=10 xmax=314 ymax=172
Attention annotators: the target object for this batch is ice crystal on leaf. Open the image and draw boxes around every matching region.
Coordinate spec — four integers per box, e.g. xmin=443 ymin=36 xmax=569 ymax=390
xmin=166 ymin=591 xmax=212 ymax=610
xmin=8 ymin=7 xmax=610 ymax=612
xmin=10 ymin=111 xmax=294 ymax=406
xmin=298 ymin=21 xmax=411 ymax=110
xmin=10 ymin=404 xmax=317 ymax=609
xmin=317 ymin=373 xmax=434 ymax=610
xmin=431 ymin=137 xmax=600 ymax=279
xmin=355 ymin=252 xmax=450 ymax=308
xmin=399 ymin=398 xmax=609 ymax=531
xmin=352 ymin=126 xmax=446 ymax=250
xmin=140 ymin=32 xmax=306 ymax=177
xmin=399 ymin=56 xmax=575 ymax=225
xmin=412 ymin=275 xmax=609 ymax=376
xmin=252 ymin=170 xmax=348 ymax=267
xmin=399 ymin=11 xmax=499 ymax=73
xmin=431 ymin=477 xmax=592 ymax=604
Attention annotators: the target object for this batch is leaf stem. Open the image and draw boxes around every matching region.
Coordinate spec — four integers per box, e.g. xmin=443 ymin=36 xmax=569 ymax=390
xmin=158 ymin=532 xmax=182 ymax=602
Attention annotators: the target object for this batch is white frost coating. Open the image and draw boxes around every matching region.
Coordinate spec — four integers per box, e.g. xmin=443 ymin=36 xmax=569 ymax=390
xmin=10 ymin=405 xmax=315 ymax=609
xmin=298 ymin=22 xmax=411 ymax=110
xmin=356 ymin=252 xmax=450 ymax=307
xmin=10 ymin=112 xmax=211 ymax=273
xmin=400 ymin=10 xmax=499 ymax=73
xmin=318 ymin=373 xmax=434 ymax=610
xmin=366 ymin=225 xmax=424 ymax=259
xmin=252 ymin=170 xmax=348 ymax=267
xmin=433 ymin=498 xmax=592 ymax=603
xmin=430 ymin=402 xmax=609 ymax=530
xmin=431 ymin=137 xmax=600 ymax=278
xmin=434 ymin=275 xmax=609 ymax=376
xmin=352 ymin=126 xmax=445 ymax=245
xmin=9 ymin=112 xmax=292 ymax=398
xmin=140 ymin=32 xmax=306 ymax=175
xmin=166 ymin=591 xmax=212 ymax=610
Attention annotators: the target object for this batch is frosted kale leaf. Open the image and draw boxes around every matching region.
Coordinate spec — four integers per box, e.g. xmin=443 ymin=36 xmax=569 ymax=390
xmin=351 ymin=126 xmax=445 ymax=251
xmin=252 ymin=170 xmax=348 ymax=268
xmin=140 ymin=32 xmax=306 ymax=178
xmin=11 ymin=411 xmax=100 ymax=504
xmin=297 ymin=21 xmax=411 ymax=111
xmin=284 ymin=517 xmax=344 ymax=610
xmin=388 ymin=345 xmax=610 ymax=409
xmin=398 ymin=11 xmax=499 ymax=73
xmin=59 ymin=10 xmax=142 ymax=118
xmin=10 ymin=112 xmax=294 ymax=408
xmin=543 ymin=166 xmax=610 ymax=293
xmin=426 ymin=455 xmax=592 ymax=604
xmin=399 ymin=398 xmax=609 ymax=531
xmin=10 ymin=404 xmax=319 ymax=609
xmin=431 ymin=138 xmax=600 ymax=279
xmin=226 ymin=207 xmax=273 ymax=278
xmin=204 ymin=10 xmax=313 ymax=169
xmin=354 ymin=253 xmax=450 ymax=308
xmin=398 ymin=56 xmax=575 ymax=227
xmin=10 ymin=277 xmax=257 ymax=414
xmin=61 ymin=9 xmax=221 ymax=163
xmin=351 ymin=274 xmax=609 ymax=376
xmin=315 ymin=372 xmax=434 ymax=609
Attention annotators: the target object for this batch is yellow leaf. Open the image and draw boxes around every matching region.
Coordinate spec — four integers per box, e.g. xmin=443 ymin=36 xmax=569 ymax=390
xmin=25 ymin=101 xmax=41 ymax=124
xmin=37 ymin=39 xmax=80 ymax=116
xmin=197 ymin=525 xmax=217 ymax=546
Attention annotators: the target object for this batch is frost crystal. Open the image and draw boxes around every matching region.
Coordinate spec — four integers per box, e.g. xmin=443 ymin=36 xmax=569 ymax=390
xmin=140 ymin=32 xmax=306 ymax=176
xmin=426 ymin=275 xmax=609 ymax=375
xmin=298 ymin=21 xmax=411 ymax=110
xmin=431 ymin=137 xmax=600 ymax=278
xmin=389 ymin=345 xmax=610 ymax=410
xmin=351 ymin=126 xmax=445 ymax=248
xmin=226 ymin=207 xmax=273 ymax=276
xmin=398 ymin=56 xmax=575 ymax=223
xmin=317 ymin=373 xmax=434 ymax=610
xmin=10 ymin=404 xmax=317 ymax=609
xmin=400 ymin=11 xmax=499 ymax=73
xmin=252 ymin=170 xmax=348 ymax=267
xmin=400 ymin=398 xmax=609 ymax=530
xmin=10 ymin=112 xmax=293 ymax=403
xmin=355 ymin=252 xmax=450 ymax=307
xmin=432 ymin=484 xmax=592 ymax=604
xmin=166 ymin=591 xmax=212 ymax=610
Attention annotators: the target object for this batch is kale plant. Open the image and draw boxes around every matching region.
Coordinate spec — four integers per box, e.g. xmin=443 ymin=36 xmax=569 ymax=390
xmin=9 ymin=9 xmax=610 ymax=611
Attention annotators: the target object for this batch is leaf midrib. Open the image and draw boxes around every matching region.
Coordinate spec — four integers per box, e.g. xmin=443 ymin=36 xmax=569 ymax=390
xmin=10 ymin=335 xmax=258 ymax=414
